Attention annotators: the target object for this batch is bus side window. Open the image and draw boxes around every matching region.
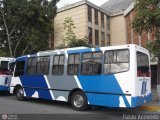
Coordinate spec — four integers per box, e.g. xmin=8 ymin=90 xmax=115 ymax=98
xmin=81 ymin=52 xmax=102 ymax=75
xmin=52 ymin=55 xmax=64 ymax=75
xmin=27 ymin=57 xmax=37 ymax=75
xmin=67 ymin=54 xmax=80 ymax=75
xmin=36 ymin=57 xmax=50 ymax=75
xmin=15 ymin=61 xmax=25 ymax=77
xmin=104 ymin=49 xmax=129 ymax=74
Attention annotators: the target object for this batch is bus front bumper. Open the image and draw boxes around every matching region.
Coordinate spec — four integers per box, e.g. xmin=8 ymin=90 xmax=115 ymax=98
xmin=0 ymin=85 xmax=9 ymax=91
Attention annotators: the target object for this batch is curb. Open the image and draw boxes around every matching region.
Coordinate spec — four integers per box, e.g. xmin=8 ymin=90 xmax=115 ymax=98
xmin=139 ymin=105 xmax=160 ymax=112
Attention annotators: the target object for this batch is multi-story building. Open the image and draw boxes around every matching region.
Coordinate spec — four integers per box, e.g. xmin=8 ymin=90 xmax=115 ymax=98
xmin=124 ymin=2 xmax=155 ymax=47
xmin=101 ymin=0 xmax=132 ymax=45
xmin=53 ymin=0 xmax=110 ymax=48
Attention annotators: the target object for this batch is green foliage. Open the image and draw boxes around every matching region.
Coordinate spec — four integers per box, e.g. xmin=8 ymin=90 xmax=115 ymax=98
xmin=57 ymin=17 xmax=90 ymax=49
xmin=133 ymin=0 xmax=160 ymax=58
xmin=0 ymin=0 xmax=59 ymax=57
xmin=63 ymin=17 xmax=76 ymax=42
xmin=68 ymin=37 xmax=90 ymax=48
xmin=146 ymin=30 xmax=160 ymax=59
xmin=133 ymin=0 xmax=160 ymax=85
xmin=0 ymin=49 xmax=7 ymax=57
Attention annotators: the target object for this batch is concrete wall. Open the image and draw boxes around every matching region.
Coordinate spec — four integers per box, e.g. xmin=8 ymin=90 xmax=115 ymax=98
xmin=54 ymin=5 xmax=88 ymax=48
xmin=110 ymin=15 xmax=127 ymax=45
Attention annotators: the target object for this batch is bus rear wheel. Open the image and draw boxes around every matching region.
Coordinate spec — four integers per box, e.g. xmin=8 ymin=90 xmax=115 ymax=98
xmin=71 ymin=91 xmax=88 ymax=111
xmin=16 ymin=87 xmax=25 ymax=101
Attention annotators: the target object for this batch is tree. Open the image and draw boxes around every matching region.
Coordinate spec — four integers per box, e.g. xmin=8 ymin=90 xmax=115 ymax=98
xmin=0 ymin=0 xmax=59 ymax=57
xmin=57 ymin=17 xmax=90 ymax=49
xmin=132 ymin=0 xmax=160 ymax=94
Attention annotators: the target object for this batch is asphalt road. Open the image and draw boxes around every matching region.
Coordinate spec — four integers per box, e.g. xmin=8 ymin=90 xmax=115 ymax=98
xmin=0 ymin=92 xmax=159 ymax=120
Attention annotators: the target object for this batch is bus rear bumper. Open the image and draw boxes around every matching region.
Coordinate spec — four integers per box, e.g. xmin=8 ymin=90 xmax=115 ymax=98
xmin=131 ymin=93 xmax=152 ymax=107
xmin=0 ymin=85 xmax=9 ymax=91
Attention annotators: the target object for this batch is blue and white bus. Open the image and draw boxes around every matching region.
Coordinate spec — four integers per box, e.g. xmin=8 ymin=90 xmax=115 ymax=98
xmin=10 ymin=44 xmax=152 ymax=110
xmin=0 ymin=57 xmax=15 ymax=92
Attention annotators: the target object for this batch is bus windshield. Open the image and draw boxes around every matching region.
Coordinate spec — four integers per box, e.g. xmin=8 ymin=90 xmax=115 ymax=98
xmin=137 ymin=52 xmax=149 ymax=77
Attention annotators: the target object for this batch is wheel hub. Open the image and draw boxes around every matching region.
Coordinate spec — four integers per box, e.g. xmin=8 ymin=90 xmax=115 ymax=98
xmin=73 ymin=94 xmax=84 ymax=108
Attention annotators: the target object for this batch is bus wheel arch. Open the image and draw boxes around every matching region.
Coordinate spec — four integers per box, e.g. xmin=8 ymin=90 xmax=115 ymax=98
xmin=13 ymin=85 xmax=25 ymax=101
xmin=69 ymin=88 xmax=89 ymax=111
xmin=13 ymin=84 xmax=22 ymax=94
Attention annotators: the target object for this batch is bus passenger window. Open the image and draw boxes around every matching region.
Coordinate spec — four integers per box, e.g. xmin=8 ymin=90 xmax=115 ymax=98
xmin=27 ymin=57 xmax=50 ymax=75
xmin=27 ymin=58 xmax=36 ymax=75
xmin=67 ymin=54 xmax=80 ymax=75
xmin=81 ymin=52 xmax=102 ymax=75
xmin=52 ymin=55 xmax=64 ymax=75
xmin=36 ymin=57 xmax=50 ymax=75
xmin=104 ymin=50 xmax=129 ymax=74
xmin=15 ymin=61 xmax=25 ymax=77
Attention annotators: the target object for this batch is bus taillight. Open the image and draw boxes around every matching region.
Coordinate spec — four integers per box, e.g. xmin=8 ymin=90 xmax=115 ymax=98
xmin=137 ymin=70 xmax=142 ymax=77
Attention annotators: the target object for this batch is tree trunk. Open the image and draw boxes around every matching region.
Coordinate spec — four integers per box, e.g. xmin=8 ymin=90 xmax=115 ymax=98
xmin=1 ymin=10 xmax=13 ymax=57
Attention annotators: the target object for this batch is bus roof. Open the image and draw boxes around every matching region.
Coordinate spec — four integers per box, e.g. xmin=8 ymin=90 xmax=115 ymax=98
xmin=0 ymin=57 xmax=15 ymax=61
xmin=15 ymin=44 xmax=149 ymax=60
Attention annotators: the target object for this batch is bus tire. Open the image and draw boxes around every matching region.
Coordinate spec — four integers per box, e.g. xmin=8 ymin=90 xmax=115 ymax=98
xmin=70 ymin=91 xmax=88 ymax=111
xmin=16 ymin=87 xmax=25 ymax=101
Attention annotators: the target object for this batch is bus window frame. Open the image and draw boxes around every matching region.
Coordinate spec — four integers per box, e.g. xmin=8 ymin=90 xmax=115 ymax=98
xmin=67 ymin=53 xmax=80 ymax=75
xmin=81 ymin=51 xmax=103 ymax=76
xmin=103 ymin=49 xmax=130 ymax=75
xmin=14 ymin=61 xmax=25 ymax=77
xmin=26 ymin=56 xmax=50 ymax=75
xmin=52 ymin=54 xmax=65 ymax=76
xmin=0 ymin=61 xmax=9 ymax=72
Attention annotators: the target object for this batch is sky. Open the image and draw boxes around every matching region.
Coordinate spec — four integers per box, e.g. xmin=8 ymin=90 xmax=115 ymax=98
xmin=57 ymin=0 xmax=109 ymax=8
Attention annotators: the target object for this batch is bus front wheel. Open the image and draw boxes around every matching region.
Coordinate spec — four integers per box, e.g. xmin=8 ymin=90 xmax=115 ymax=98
xmin=16 ymin=87 xmax=25 ymax=101
xmin=71 ymin=91 xmax=88 ymax=111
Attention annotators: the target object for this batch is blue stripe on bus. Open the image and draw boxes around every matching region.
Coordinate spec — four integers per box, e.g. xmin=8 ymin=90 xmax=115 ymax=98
xmin=0 ymin=85 xmax=9 ymax=91
xmin=77 ymin=75 xmax=131 ymax=107
xmin=67 ymin=47 xmax=102 ymax=54
xmin=20 ymin=75 xmax=52 ymax=100
xmin=16 ymin=56 xmax=28 ymax=61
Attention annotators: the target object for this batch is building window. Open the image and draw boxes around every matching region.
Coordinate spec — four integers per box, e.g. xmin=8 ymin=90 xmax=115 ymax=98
xmin=101 ymin=32 xmax=105 ymax=46
xmin=88 ymin=27 xmax=92 ymax=44
xmin=107 ymin=16 xmax=110 ymax=30
xmin=95 ymin=30 xmax=99 ymax=45
xmin=107 ymin=34 xmax=110 ymax=46
xmin=81 ymin=52 xmax=102 ymax=75
xmin=101 ymin=12 xmax=104 ymax=28
xmin=68 ymin=54 xmax=80 ymax=75
xmin=95 ymin=9 xmax=98 ymax=25
xmin=104 ymin=50 xmax=129 ymax=74
xmin=15 ymin=61 xmax=25 ymax=77
xmin=52 ymin=55 xmax=65 ymax=75
xmin=88 ymin=6 xmax=92 ymax=22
